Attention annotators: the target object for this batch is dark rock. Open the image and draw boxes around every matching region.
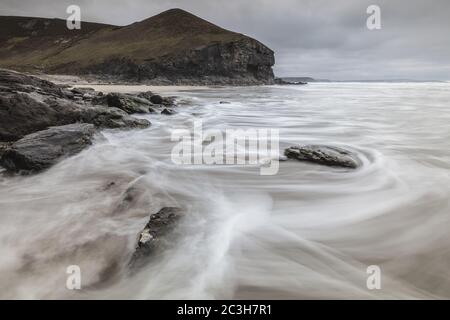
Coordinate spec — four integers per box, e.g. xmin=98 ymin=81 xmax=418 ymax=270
xmin=0 ymin=69 xmax=67 ymax=98
xmin=105 ymin=92 xmax=121 ymax=107
xmin=61 ymin=89 xmax=75 ymax=99
xmin=274 ymin=78 xmax=307 ymax=85
xmin=162 ymin=96 xmax=176 ymax=106
xmin=161 ymin=108 xmax=175 ymax=115
xmin=0 ymin=70 xmax=151 ymax=143
xmin=0 ymin=123 xmax=95 ymax=172
xmin=0 ymin=142 xmax=10 ymax=159
xmin=0 ymin=93 xmax=80 ymax=142
xmin=71 ymin=87 xmax=95 ymax=95
xmin=284 ymin=145 xmax=361 ymax=169
xmin=91 ymin=94 xmax=108 ymax=105
xmin=106 ymin=92 xmax=152 ymax=114
xmin=130 ymin=207 xmax=182 ymax=269
xmin=80 ymin=106 xmax=151 ymax=129
xmin=150 ymin=94 xmax=163 ymax=104
xmin=104 ymin=181 xmax=116 ymax=190
xmin=137 ymin=91 xmax=154 ymax=101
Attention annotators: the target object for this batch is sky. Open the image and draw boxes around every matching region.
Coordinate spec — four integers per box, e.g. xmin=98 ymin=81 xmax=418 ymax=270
xmin=1 ymin=0 xmax=449 ymax=80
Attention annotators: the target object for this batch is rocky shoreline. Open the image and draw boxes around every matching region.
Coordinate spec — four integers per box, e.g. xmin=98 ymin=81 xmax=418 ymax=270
xmin=0 ymin=69 xmax=181 ymax=172
xmin=0 ymin=68 xmax=360 ymax=271
xmin=0 ymin=68 xmax=190 ymax=268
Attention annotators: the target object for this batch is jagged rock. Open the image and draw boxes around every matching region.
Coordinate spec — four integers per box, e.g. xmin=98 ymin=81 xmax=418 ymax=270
xmin=284 ymin=145 xmax=361 ymax=169
xmin=161 ymin=108 xmax=176 ymax=115
xmin=0 ymin=123 xmax=95 ymax=172
xmin=130 ymin=207 xmax=182 ymax=269
xmin=106 ymin=92 xmax=152 ymax=114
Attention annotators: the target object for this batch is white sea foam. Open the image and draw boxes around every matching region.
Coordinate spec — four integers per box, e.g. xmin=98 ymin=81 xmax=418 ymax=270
xmin=0 ymin=82 xmax=449 ymax=299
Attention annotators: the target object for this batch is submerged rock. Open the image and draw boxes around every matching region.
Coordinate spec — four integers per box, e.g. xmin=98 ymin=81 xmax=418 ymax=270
xmin=161 ymin=108 xmax=176 ymax=115
xmin=284 ymin=145 xmax=361 ymax=169
xmin=130 ymin=207 xmax=182 ymax=269
xmin=0 ymin=123 xmax=95 ymax=172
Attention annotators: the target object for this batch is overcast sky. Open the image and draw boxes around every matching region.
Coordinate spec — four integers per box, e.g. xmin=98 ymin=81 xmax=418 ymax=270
xmin=2 ymin=0 xmax=449 ymax=80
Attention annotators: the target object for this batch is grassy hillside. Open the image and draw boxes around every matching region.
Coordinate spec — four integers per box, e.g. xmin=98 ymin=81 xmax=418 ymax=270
xmin=0 ymin=16 xmax=113 ymax=71
xmin=0 ymin=9 xmax=244 ymax=72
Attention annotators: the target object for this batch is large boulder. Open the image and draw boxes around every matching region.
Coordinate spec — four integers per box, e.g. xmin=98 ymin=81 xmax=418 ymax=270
xmin=142 ymin=93 xmax=175 ymax=106
xmin=149 ymin=94 xmax=163 ymax=105
xmin=0 ymin=93 xmax=80 ymax=142
xmin=129 ymin=207 xmax=182 ymax=270
xmin=105 ymin=92 xmax=153 ymax=114
xmin=0 ymin=93 xmax=150 ymax=142
xmin=284 ymin=145 xmax=361 ymax=169
xmin=0 ymin=123 xmax=96 ymax=172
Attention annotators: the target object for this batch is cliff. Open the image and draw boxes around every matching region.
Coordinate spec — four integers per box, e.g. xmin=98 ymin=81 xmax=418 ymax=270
xmin=0 ymin=9 xmax=275 ymax=85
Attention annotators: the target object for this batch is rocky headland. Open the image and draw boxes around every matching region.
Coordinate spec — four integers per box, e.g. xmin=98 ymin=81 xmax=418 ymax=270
xmin=0 ymin=9 xmax=275 ymax=85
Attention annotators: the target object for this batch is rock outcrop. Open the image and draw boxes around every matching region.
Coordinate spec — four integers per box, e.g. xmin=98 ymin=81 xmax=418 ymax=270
xmin=0 ymin=9 xmax=275 ymax=85
xmin=130 ymin=207 xmax=183 ymax=270
xmin=274 ymin=78 xmax=307 ymax=85
xmin=0 ymin=123 xmax=95 ymax=172
xmin=284 ymin=145 xmax=361 ymax=169
xmin=80 ymin=106 xmax=151 ymax=129
xmin=0 ymin=69 xmax=151 ymax=142
xmin=0 ymin=92 xmax=79 ymax=141
xmin=0 ymin=69 xmax=181 ymax=172
xmin=104 ymin=93 xmax=153 ymax=114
